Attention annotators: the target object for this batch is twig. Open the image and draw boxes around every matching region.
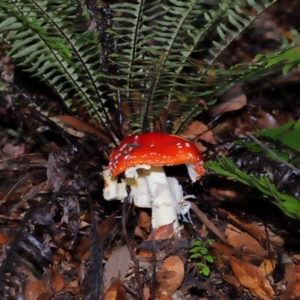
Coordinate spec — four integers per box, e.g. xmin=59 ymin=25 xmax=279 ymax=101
xmin=150 ymin=228 xmax=157 ymax=300
xmin=122 ymin=198 xmax=145 ymax=300
xmin=0 ymin=214 xmax=22 ymax=221
xmin=189 ymin=201 xmax=227 ymax=243
xmin=11 ymin=181 xmax=46 ymax=212
xmin=0 ymin=173 xmax=32 ymax=206
xmin=246 ymin=131 xmax=300 ymax=174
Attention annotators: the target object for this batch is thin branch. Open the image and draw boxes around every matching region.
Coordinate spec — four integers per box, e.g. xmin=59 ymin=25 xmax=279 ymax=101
xmin=189 ymin=201 xmax=227 ymax=243
xmin=122 ymin=198 xmax=145 ymax=300
xmin=246 ymin=131 xmax=300 ymax=174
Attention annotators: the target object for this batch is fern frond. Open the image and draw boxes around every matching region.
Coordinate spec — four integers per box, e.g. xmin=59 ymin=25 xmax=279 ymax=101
xmin=0 ymin=0 xmax=119 ymax=142
xmin=206 ymin=156 xmax=300 ymax=219
xmin=108 ymin=0 xmax=277 ymax=133
xmin=1 ymin=0 xmax=297 ymax=137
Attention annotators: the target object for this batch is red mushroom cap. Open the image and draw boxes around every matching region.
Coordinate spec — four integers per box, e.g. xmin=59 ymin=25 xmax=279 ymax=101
xmin=106 ymin=132 xmax=205 ymax=180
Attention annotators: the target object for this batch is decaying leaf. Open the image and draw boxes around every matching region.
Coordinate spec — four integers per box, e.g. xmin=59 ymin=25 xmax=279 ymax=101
xmin=24 ymin=267 xmax=53 ymax=300
xmin=103 ymin=245 xmax=131 ymax=292
xmin=104 ymin=279 xmax=127 ymax=300
xmin=281 ymin=281 xmax=300 ymax=300
xmin=259 ymin=259 xmax=276 ymax=276
xmin=138 ymin=209 xmax=152 ymax=233
xmin=57 ymin=115 xmax=111 ymax=144
xmin=156 ymin=256 xmax=184 ymax=298
xmin=182 ymin=121 xmax=216 ymax=152
xmin=229 ymin=257 xmax=275 ymax=300
xmin=210 ymin=241 xmax=235 ymax=257
xmin=209 ymin=86 xmax=247 ymax=118
xmin=227 ymin=231 xmax=267 ymax=257
xmin=222 ymin=274 xmax=241 ymax=288
xmin=151 ymin=223 xmax=175 ymax=240
xmin=294 ymin=264 xmax=300 ymax=281
xmin=51 ymin=264 xmax=65 ymax=292
xmin=223 ymin=210 xmax=284 ymax=246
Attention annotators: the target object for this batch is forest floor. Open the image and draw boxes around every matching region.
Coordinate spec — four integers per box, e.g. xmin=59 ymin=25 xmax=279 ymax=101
xmin=1 ymin=0 xmax=300 ymax=299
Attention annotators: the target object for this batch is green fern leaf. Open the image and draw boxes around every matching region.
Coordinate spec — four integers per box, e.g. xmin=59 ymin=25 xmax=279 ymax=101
xmin=206 ymin=156 xmax=300 ymax=219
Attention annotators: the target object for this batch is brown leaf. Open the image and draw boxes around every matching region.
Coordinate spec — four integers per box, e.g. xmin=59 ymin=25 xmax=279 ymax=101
xmin=156 ymin=256 xmax=184 ymax=298
xmin=209 ymin=86 xmax=247 ymax=118
xmin=104 ymin=245 xmax=131 ymax=292
xmin=294 ymin=264 xmax=300 ymax=282
xmin=285 ymin=259 xmax=297 ymax=289
xmin=104 ymin=279 xmax=127 ymax=300
xmin=78 ymin=213 xmax=116 ymax=260
xmin=57 ymin=280 xmax=79 ymax=295
xmin=57 ymin=115 xmax=111 ymax=143
xmin=222 ymin=275 xmax=241 ymax=288
xmin=208 ymin=187 xmax=238 ymax=199
xmin=228 ymin=232 xmax=267 ymax=257
xmin=134 ymin=224 xmax=148 ymax=240
xmin=36 ymin=292 xmax=55 ymax=300
xmin=138 ymin=209 xmax=151 ymax=232
xmin=258 ymin=259 xmax=276 ymax=276
xmin=223 ymin=210 xmax=284 ymax=246
xmin=0 ymin=232 xmax=10 ymax=246
xmin=210 ymin=241 xmax=235 ymax=256
xmin=51 ymin=264 xmax=65 ymax=292
xmin=149 ymin=223 xmax=175 ymax=240
xmin=281 ymin=282 xmax=300 ymax=300
xmin=25 ymin=277 xmax=52 ymax=300
xmin=182 ymin=121 xmax=216 ymax=152
xmin=229 ymin=257 xmax=275 ymax=300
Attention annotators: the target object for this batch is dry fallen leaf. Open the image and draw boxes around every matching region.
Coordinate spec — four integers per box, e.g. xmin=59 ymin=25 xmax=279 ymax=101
xmin=294 ymin=264 xmax=300 ymax=282
xmin=208 ymin=187 xmax=239 ymax=199
xmin=222 ymin=275 xmax=241 ymax=289
xmin=281 ymin=281 xmax=300 ymax=300
xmin=51 ymin=264 xmax=65 ymax=292
xmin=57 ymin=115 xmax=111 ymax=143
xmin=104 ymin=245 xmax=131 ymax=292
xmin=259 ymin=259 xmax=276 ymax=276
xmin=138 ymin=209 xmax=152 ymax=232
xmin=210 ymin=241 xmax=235 ymax=257
xmin=156 ymin=256 xmax=184 ymax=298
xmin=182 ymin=121 xmax=216 ymax=152
xmin=229 ymin=257 xmax=275 ymax=300
xmin=134 ymin=224 xmax=148 ymax=240
xmin=223 ymin=210 xmax=284 ymax=246
xmin=209 ymin=86 xmax=247 ymax=118
xmin=0 ymin=232 xmax=10 ymax=246
xmin=79 ymin=213 xmax=116 ymax=260
xmin=147 ymin=223 xmax=175 ymax=240
xmin=24 ymin=274 xmax=53 ymax=300
xmin=228 ymin=232 xmax=267 ymax=257
xmin=104 ymin=279 xmax=127 ymax=300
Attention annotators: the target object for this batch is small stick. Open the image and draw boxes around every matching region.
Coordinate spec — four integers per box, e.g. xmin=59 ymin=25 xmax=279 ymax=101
xmin=122 ymin=198 xmax=145 ymax=300
xmin=150 ymin=227 xmax=157 ymax=300
xmin=189 ymin=201 xmax=227 ymax=243
xmin=246 ymin=131 xmax=300 ymax=174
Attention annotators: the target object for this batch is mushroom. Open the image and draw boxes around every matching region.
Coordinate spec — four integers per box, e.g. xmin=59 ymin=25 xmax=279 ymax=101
xmin=103 ymin=132 xmax=205 ymax=229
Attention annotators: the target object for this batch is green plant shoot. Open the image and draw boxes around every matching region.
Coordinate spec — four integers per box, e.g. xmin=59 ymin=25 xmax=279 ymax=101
xmin=190 ymin=239 xmax=215 ymax=277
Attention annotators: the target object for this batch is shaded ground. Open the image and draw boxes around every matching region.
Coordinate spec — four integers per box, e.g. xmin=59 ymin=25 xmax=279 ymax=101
xmin=0 ymin=0 xmax=300 ymax=299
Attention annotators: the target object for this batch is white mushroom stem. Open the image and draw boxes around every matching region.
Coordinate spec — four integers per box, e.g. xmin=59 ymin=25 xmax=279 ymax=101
xmin=125 ymin=165 xmax=180 ymax=229
xmin=142 ymin=167 xmax=179 ymax=229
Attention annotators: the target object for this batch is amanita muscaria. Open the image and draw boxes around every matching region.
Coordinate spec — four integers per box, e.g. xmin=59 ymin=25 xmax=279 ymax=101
xmin=103 ymin=132 xmax=205 ymax=229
